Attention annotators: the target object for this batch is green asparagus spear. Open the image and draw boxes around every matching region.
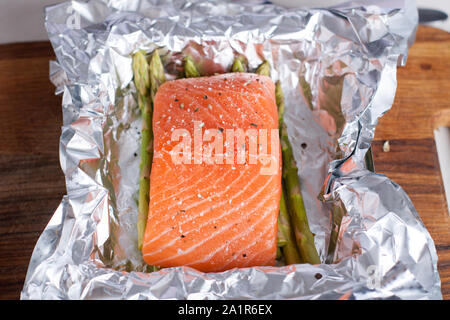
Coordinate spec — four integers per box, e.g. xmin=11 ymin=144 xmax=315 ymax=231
xmin=132 ymin=50 xmax=150 ymax=97
xmin=278 ymin=189 xmax=302 ymax=264
xmin=274 ymin=81 xmax=302 ymax=265
xmin=275 ymin=81 xmax=285 ymax=129
xmin=280 ymin=113 xmax=321 ymax=264
xmin=231 ymin=56 xmax=247 ymax=73
xmin=149 ymin=50 xmax=166 ymax=100
xmin=133 ymin=51 xmax=150 ymax=250
xmin=135 ymin=50 xmax=166 ymax=251
xmin=255 ymin=60 xmax=270 ymax=77
xmin=277 ymin=199 xmax=288 ymax=251
xmin=255 ymin=61 xmax=298 ymax=264
xmin=184 ymin=56 xmax=201 ymax=78
xmin=274 ymin=76 xmax=320 ymax=264
xmin=277 ymin=234 xmax=288 ymax=248
xmin=137 ymin=93 xmax=152 ymax=251
xmin=145 ymin=265 xmax=161 ymax=273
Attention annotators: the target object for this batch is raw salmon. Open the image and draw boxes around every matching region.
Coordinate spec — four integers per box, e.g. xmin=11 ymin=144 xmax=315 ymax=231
xmin=142 ymin=73 xmax=281 ymax=272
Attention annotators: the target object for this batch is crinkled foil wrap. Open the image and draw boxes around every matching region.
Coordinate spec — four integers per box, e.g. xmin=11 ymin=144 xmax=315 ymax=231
xmin=21 ymin=0 xmax=442 ymax=299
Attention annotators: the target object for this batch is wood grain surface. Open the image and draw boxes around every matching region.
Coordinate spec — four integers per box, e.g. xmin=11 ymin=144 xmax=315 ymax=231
xmin=373 ymin=26 xmax=450 ymax=299
xmin=0 ymin=26 xmax=449 ymax=300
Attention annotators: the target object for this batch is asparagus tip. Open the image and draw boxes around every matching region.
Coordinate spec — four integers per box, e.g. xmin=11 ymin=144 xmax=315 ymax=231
xmin=184 ymin=56 xmax=201 ymax=78
xmin=231 ymin=56 xmax=247 ymax=73
xmin=255 ymin=60 xmax=271 ymax=77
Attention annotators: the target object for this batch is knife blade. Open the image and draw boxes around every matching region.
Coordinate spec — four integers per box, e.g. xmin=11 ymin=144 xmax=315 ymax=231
xmin=418 ymin=8 xmax=448 ymax=24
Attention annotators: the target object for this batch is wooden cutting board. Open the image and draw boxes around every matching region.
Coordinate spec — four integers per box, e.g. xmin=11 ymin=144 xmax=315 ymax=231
xmin=0 ymin=26 xmax=449 ymax=300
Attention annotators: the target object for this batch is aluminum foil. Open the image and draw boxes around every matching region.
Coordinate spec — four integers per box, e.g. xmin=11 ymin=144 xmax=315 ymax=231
xmin=21 ymin=0 xmax=442 ymax=299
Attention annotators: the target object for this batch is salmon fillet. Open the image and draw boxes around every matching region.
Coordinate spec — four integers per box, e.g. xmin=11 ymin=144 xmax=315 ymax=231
xmin=142 ymin=73 xmax=281 ymax=272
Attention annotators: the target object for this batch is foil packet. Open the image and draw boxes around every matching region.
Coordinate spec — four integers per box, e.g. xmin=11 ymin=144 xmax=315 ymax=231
xmin=21 ymin=0 xmax=442 ymax=299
